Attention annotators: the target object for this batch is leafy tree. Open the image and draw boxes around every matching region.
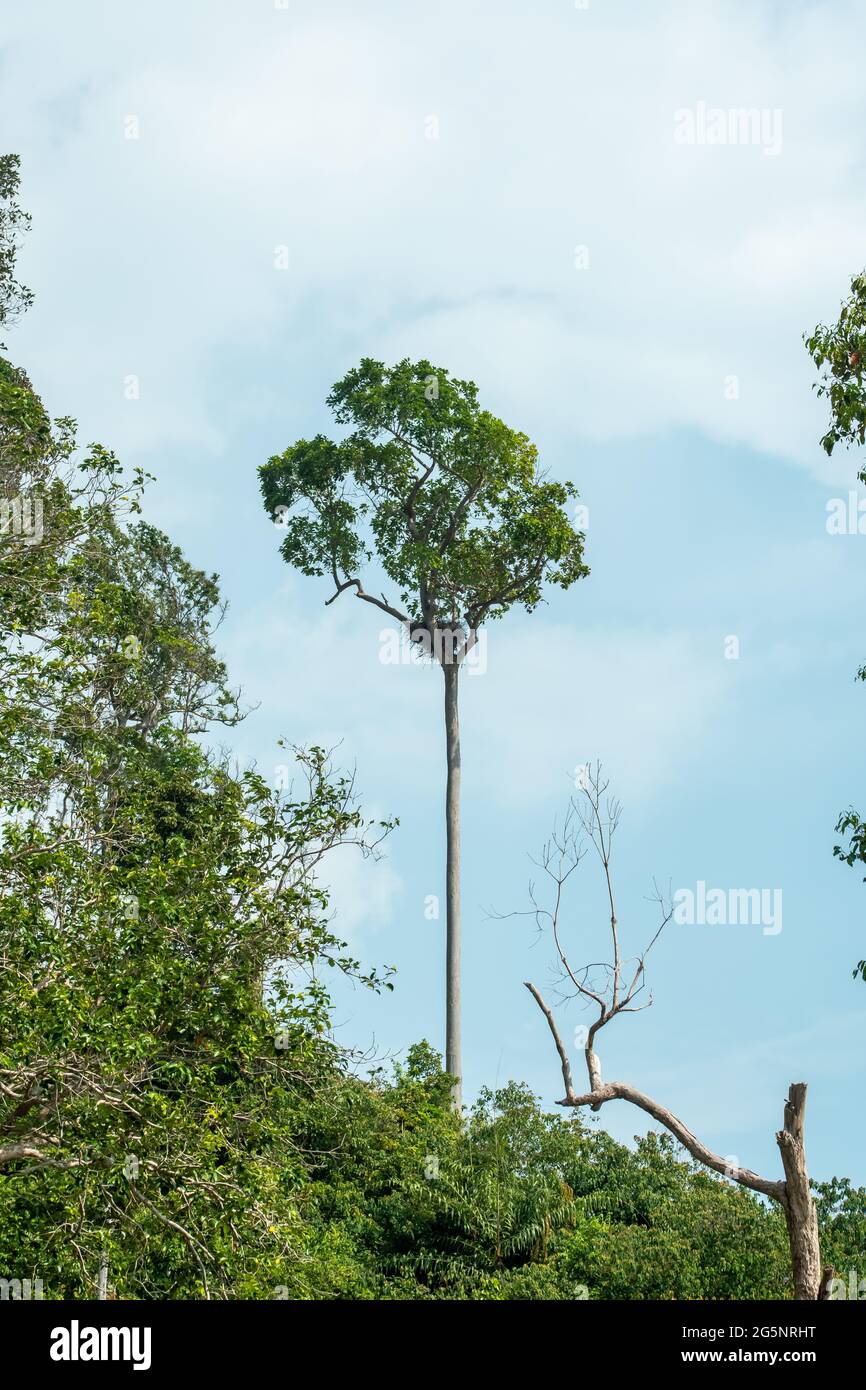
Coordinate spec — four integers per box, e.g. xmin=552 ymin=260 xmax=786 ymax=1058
xmin=0 ymin=154 xmax=33 ymax=344
xmin=814 ymin=1177 xmax=866 ymax=1293
xmin=807 ymin=276 xmax=866 ymax=979
xmin=259 ymin=359 xmax=588 ymax=1102
xmin=806 ymin=272 xmax=866 ymax=462
xmin=0 ymin=456 xmax=392 ymax=1293
xmin=0 ymin=173 xmax=393 ymax=1294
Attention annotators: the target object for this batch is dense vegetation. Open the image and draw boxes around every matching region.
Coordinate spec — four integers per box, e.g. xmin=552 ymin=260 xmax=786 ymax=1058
xmin=1 ymin=154 xmax=864 ymax=1300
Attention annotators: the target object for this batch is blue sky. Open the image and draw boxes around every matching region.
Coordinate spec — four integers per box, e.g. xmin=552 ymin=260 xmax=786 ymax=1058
xmin=4 ymin=0 xmax=866 ymax=1189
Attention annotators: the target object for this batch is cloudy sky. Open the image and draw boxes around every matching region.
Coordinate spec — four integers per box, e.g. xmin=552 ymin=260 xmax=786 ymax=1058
xmin=5 ymin=0 xmax=866 ymax=1187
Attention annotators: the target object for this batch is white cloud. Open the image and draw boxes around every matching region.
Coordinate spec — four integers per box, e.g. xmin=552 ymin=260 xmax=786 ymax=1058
xmin=466 ymin=623 xmax=729 ymax=808
xmin=4 ymin=0 xmax=866 ymax=480
xmin=620 ymin=1008 xmax=866 ymax=1149
xmin=318 ymin=833 xmax=402 ymax=942
xmin=222 ymin=574 xmax=728 ymax=814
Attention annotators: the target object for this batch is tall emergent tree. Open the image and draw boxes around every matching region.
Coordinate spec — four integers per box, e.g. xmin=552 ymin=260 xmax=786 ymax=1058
xmin=807 ymin=273 xmax=866 ymax=981
xmin=260 ymin=359 xmax=588 ymax=1103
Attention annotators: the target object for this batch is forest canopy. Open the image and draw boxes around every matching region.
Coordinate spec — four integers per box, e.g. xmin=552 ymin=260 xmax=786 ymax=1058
xmin=1 ymin=153 xmax=863 ymax=1303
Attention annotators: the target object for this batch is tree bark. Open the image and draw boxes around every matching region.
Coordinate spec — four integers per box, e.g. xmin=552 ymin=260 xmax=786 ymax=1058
xmin=444 ymin=659 xmax=461 ymax=1108
xmin=776 ymin=1083 xmax=822 ymax=1300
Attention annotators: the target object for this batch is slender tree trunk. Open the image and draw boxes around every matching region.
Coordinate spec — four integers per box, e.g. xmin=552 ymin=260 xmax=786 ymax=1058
xmin=776 ymin=1083 xmax=822 ymax=1300
xmin=443 ymin=659 xmax=461 ymax=1108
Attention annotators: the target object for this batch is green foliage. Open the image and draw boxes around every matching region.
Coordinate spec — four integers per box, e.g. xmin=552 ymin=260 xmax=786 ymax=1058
xmin=806 ymin=272 xmax=866 ymax=463
xmin=0 ymin=330 xmax=393 ymax=1295
xmin=0 ymin=154 xmax=33 ymax=342
xmin=290 ymin=1058 xmax=820 ymax=1301
xmin=832 ymin=807 xmax=866 ymax=981
xmin=808 ymin=277 xmax=866 ymax=979
xmin=259 ymin=357 xmax=588 ymax=637
xmin=814 ymin=1177 xmax=866 ymax=1277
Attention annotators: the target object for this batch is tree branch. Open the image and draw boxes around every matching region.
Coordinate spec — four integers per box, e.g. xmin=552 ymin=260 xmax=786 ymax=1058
xmin=524 ymin=985 xmax=785 ymax=1203
xmin=325 ymin=575 xmax=410 ymax=626
xmin=524 ymin=981 xmax=575 ymax=1101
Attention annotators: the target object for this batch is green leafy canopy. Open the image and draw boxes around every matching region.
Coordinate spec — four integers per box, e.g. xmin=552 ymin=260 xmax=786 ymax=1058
xmin=259 ymin=358 xmax=589 ymax=636
xmin=0 ymin=154 xmax=33 ymax=345
xmin=806 ymin=272 xmax=866 ymax=464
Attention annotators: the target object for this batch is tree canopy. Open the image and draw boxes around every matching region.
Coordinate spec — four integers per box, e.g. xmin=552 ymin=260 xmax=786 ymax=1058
xmin=806 ymin=271 xmax=866 ymax=462
xmin=259 ymin=357 xmax=588 ymax=638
